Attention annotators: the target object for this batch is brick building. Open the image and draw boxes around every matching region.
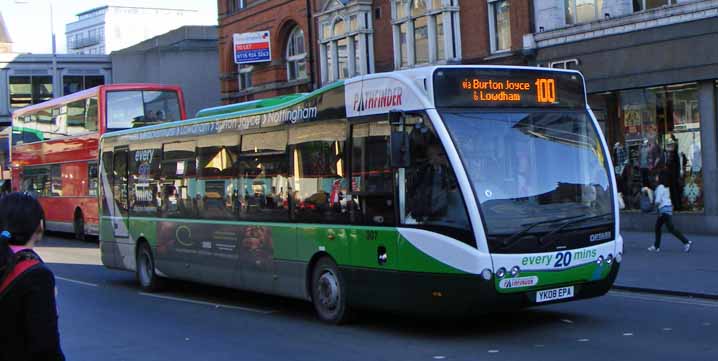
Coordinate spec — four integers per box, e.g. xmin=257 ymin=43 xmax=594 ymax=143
xmin=218 ymin=0 xmax=314 ymax=103
xmin=218 ymin=0 xmax=534 ymax=103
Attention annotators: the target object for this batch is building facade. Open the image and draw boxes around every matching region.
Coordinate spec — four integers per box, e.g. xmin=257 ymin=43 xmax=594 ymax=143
xmin=65 ymin=6 xmax=199 ymax=55
xmin=525 ymin=0 xmax=718 ymax=233
xmin=217 ymin=0 xmax=314 ymax=103
xmin=217 ymin=0 xmax=534 ymax=103
xmin=111 ymin=26 xmax=221 ymax=117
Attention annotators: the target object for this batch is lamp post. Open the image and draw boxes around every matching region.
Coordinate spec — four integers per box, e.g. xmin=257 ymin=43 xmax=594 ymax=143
xmin=15 ymin=0 xmax=57 ymax=96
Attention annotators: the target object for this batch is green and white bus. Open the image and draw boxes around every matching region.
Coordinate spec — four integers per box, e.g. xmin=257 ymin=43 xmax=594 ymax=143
xmin=99 ymin=66 xmax=621 ymax=323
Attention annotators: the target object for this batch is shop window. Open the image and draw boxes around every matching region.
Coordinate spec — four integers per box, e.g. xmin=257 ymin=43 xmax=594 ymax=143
xmin=489 ymin=0 xmax=511 ymax=53
xmin=565 ymin=0 xmax=603 ymax=24
xmin=633 ymin=0 xmax=675 ymax=12
xmin=290 ymin=121 xmax=349 ymax=224
xmin=286 ymin=26 xmax=307 ymax=81
xmin=392 ymin=0 xmax=460 ymax=68
xmin=608 ymin=83 xmax=702 ymax=213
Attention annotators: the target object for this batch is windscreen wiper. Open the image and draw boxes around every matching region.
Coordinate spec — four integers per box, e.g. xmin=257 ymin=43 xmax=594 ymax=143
xmin=538 ymin=213 xmax=613 ymax=245
xmin=498 ymin=214 xmax=587 ymax=250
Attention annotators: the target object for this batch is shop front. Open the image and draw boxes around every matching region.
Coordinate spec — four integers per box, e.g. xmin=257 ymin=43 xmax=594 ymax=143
xmin=532 ymin=11 xmax=718 ymax=233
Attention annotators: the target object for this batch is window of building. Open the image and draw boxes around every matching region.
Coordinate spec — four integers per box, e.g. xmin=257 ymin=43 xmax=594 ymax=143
xmin=286 ymin=26 xmax=307 ymax=81
xmin=9 ymin=75 xmax=53 ymax=108
xmin=226 ymin=0 xmax=245 ymax=14
xmin=633 ymin=0 xmax=675 ymax=12
xmin=63 ymin=75 xmax=105 ymax=95
xmin=238 ymin=65 xmax=253 ymax=90
xmin=566 ymin=0 xmax=603 ymax=24
xmin=602 ymin=83 xmax=703 ymax=213
xmin=392 ymin=0 xmax=460 ymax=68
xmin=319 ymin=7 xmax=374 ymax=85
xmin=289 ymin=121 xmax=349 ymax=224
xmin=488 ymin=0 xmax=511 ymax=53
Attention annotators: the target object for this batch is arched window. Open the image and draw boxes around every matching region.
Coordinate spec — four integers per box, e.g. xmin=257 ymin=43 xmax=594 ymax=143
xmin=286 ymin=26 xmax=307 ymax=81
xmin=392 ymin=0 xmax=460 ymax=68
xmin=319 ymin=9 xmax=373 ymax=85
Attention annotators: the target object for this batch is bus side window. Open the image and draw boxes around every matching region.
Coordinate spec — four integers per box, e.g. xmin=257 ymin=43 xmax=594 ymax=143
xmin=129 ymin=146 xmax=161 ymax=217
xmin=350 ymin=121 xmax=394 ymax=226
xmin=400 ymin=115 xmax=474 ymax=247
xmin=86 ymin=97 xmax=98 ymax=132
xmin=196 ymin=134 xmax=241 ymax=220
xmin=161 ymin=141 xmax=197 ymax=219
xmin=289 ymin=121 xmax=349 ymax=224
xmin=88 ymin=162 xmax=98 ymax=197
xmin=238 ymin=130 xmax=290 ymax=222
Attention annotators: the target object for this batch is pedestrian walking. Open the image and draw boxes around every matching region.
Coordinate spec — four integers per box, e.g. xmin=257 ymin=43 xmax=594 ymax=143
xmin=648 ymin=173 xmax=692 ymax=253
xmin=0 ymin=192 xmax=65 ymax=361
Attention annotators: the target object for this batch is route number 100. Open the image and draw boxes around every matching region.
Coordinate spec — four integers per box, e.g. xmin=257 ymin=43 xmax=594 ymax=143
xmin=535 ymin=78 xmax=556 ymax=103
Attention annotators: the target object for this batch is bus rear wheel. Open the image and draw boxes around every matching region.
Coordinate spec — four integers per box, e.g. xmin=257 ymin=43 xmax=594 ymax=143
xmin=311 ymin=257 xmax=350 ymax=324
xmin=73 ymin=210 xmax=85 ymax=241
xmin=136 ymin=242 xmax=162 ymax=292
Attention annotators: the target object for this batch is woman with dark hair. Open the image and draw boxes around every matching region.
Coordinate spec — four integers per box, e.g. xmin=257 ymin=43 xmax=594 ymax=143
xmin=0 ymin=192 xmax=65 ymax=361
xmin=648 ymin=173 xmax=692 ymax=253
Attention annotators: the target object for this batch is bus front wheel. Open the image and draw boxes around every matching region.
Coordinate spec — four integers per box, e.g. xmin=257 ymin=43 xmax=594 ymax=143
xmin=311 ymin=257 xmax=350 ymax=324
xmin=136 ymin=242 xmax=162 ymax=292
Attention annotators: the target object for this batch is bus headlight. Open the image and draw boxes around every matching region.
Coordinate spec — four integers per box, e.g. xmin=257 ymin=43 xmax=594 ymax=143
xmin=481 ymin=269 xmax=493 ymax=281
xmin=510 ymin=266 xmax=520 ymax=277
xmin=606 ymin=254 xmax=613 ymax=264
xmin=496 ymin=267 xmax=507 ymax=278
xmin=616 ymin=252 xmax=623 ymax=263
xmin=596 ymin=256 xmax=604 ymax=265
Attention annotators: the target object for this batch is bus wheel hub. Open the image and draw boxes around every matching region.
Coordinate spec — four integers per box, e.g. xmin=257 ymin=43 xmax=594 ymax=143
xmin=318 ymin=272 xmax=339 ymax=310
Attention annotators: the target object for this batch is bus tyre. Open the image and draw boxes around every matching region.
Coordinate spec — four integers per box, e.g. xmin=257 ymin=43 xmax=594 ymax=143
xmin=311 ymin=257 xmax=350 ymax=324
xmin=73 ymin=210 xmax=85 ymax=241
xmin=136 ymin=242 xmax=162 ymax=292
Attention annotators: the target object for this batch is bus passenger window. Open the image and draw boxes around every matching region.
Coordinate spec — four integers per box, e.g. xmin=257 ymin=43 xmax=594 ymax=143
xmin=161 ymin=141 xmax=197 ymax=219
xmin=401 ymin=115 xmax=474 ymax=246
xmin=129 ymin=146 xmax=161 ymax=217
xmin=238 ymin=130 xmax=290 ymax=222
xmin=196 ymin=134 xmax=241 ymax=220
xmin=290 ymin=122 xmax=349 ymax=224
xmin=350 ymin=121 xmax=394 ymax=226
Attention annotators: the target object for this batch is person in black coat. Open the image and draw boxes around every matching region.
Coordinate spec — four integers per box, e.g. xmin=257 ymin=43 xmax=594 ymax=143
xmin=0 ymin=192 xmax=65 ymax=361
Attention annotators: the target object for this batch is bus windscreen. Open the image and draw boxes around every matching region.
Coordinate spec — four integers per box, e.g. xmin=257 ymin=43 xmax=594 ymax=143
xmin=433 ymin=68 xmax=585 ymax=109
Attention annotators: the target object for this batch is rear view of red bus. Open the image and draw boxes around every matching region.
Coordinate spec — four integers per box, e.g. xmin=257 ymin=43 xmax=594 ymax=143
xmin=11 ymin=84 xmax=186 ymax=240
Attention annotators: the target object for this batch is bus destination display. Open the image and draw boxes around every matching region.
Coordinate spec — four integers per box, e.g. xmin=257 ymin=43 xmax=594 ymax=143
xmin=433 ymin=68 xmax=585 ymax=109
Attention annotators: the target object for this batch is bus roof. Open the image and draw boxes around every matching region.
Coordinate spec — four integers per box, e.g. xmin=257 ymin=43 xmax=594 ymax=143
xmin=195 ymin=94 xmax=307 ymax=118
xmin=11 ymin=83 xmax=183 ymax=118
xmin=102 ymin=65 xmax=585 ymax=141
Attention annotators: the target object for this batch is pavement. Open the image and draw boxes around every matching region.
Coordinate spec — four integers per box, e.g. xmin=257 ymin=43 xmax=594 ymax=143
xmin=616 ymin=231 xmax=718 ymax=299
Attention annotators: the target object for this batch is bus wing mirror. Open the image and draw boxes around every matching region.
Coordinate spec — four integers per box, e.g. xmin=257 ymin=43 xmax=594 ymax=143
xmin=389 ymin=110 xmax=410 ymax=168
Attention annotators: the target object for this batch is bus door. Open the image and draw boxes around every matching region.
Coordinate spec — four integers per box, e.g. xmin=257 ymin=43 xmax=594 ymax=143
xmin=111 ymin=147 xmax=131 ymax=241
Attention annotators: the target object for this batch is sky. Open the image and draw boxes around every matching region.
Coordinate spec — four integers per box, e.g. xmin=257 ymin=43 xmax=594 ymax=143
xmin=1 ymin=0 xmax=218 ymax=54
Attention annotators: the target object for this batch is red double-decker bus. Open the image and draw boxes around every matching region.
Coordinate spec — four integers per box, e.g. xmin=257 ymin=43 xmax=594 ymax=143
xmin=11 ymin=84 xmax=186 ymax=240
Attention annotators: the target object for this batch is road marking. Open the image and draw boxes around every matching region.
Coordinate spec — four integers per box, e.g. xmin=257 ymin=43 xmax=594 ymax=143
xmin=487 ymin=350 xmax=499 ymax=353
xmin=662 ymin=328 xmax=672 ymax=332
xmin=432 ymin=356 xmax=446 ymax=359
xmin=55 ymin=276 xmax=99 ymax=287
xmin=577 ymin=338 xmax=590 ymax=342
xmin=560 ymin=319 xmax=574 ymax=324
xmin=609 ymin=290 xmax=718 ymax=308
xmin=138 ymin=292 xmax=277 ymax=314
xmin=623 ymin=333 xmax=633 ymax=336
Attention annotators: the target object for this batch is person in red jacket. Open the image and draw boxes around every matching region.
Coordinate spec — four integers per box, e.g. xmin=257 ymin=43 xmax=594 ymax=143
xmin=0 ymin=192 xmax=65 ymax=361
